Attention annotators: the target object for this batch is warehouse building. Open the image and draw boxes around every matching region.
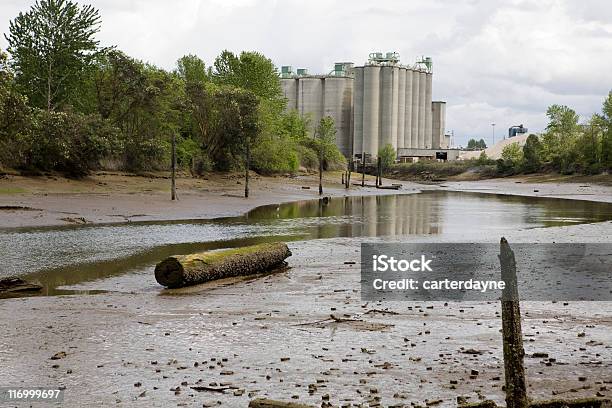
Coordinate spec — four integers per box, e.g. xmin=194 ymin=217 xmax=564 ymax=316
xmin=281 ymin=53 xmax=452 ymax=161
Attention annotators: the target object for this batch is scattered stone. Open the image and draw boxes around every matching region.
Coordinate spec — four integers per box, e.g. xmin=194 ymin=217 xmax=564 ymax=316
xmin=50 ymin=351 xmax=67 ymax=360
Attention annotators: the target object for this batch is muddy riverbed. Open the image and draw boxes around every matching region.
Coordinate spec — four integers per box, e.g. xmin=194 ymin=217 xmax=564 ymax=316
xmin=1 ymin=190 xmax=611 ymax=407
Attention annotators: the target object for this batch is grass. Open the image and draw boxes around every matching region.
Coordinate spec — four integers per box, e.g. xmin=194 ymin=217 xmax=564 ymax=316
xmin=0 ymin=186 xmax=27 ymax=195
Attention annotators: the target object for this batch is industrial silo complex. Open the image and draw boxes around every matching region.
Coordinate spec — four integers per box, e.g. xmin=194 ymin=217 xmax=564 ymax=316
xmin=281 ymin=53 xmax=456 ymax=161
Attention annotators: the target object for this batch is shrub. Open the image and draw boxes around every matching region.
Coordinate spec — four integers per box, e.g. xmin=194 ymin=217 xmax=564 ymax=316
xmin=251 ymin=136 xmax=299 ymax=174
xmin=22 ymin=110 xmax=118 ymax=176
xmin=378 ymin=144 xmax=396 ymax=171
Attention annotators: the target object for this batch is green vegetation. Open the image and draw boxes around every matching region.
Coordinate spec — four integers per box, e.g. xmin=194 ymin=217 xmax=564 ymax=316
xmin=467 ymin=138 xmax=487 ymax=150
xmin=378 ymin=144 xmax=396 ymax=171
xmin=496 ymin=98 xmax=612 ymax=175
xmin=390 ymin=94 xmax=612 ymax=181
xmin=0 ymin=0 xmax=343 ymax=177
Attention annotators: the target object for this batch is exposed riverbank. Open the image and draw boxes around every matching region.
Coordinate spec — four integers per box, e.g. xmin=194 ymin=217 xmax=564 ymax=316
xmin=1 ymin=172 xmax=611 ymax=407
xmin=0 ymin=171 xmax=422 ymax=228
xmin=1 ymin=171 xmax=611 ymax=229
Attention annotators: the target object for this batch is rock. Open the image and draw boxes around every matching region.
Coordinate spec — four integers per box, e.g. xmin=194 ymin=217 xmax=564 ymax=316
xmin=50 ymin=351 xmax=67 ymax=360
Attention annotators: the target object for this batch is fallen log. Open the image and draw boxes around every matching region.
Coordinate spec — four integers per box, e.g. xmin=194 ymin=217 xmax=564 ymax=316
xmin=0 ymin=277 xmax=42 ymax=294
xmin=155 ymin=242 xmax=292 ymax=288
xmin=248 ymin=398 xmax=316 ymax=408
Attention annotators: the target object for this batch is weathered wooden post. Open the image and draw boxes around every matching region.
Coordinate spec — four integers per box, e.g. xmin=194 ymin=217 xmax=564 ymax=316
xmin=346 ymin=159 xmax=352 ymax=189
xmin=499 ymin=237 xmax=528 ymax=408
xmin=171 ymin=133 xmax=177 ymax=201
xmin=361 ymin=152 xmax=366 ymax=187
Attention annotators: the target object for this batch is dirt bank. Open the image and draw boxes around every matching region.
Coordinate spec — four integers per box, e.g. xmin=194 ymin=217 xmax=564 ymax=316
xmin=0 ymin=171 xmax=422 ymax=228
xmin=2 ymin=171 xmax=612 ymax=229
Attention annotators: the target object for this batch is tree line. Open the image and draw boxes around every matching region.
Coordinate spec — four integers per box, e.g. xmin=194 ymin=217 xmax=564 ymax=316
xmin=494 ymin=100 xmax=612 ymax=175
xmin=0 ymin=0 xmax=343 ymax=177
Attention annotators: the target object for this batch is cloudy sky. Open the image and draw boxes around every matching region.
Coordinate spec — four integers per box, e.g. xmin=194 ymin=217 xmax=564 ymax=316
xmin=1 ymin=0 xmax=611 ymax=146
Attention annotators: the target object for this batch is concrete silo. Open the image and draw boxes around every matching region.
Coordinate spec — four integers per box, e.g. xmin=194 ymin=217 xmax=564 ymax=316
xmin=363 ymin=65 xmax=381 ymax=156
xmin=324 ymin=77 xmax=354 ymax=157
xmin=432 ymin=101 xmax=446 ymax=149
xmin=352 ymin=67 xmax=364 ymax=157
xmin=410 ymin=70 xmax=420 ymax=149
xmin=417 ymin=71 xmax=426 ymax=148
xmin=397 ymin=68 xmax=406 ymax=149
xmin=280 ymin=63 xmax=354 ymax=158
xmin=403 ymin=67 xmax=413 ymax=149
xmin=282 ymin=78 xmax=297 ymax=111
xmin=380 ymin=66 xmax=395 ymax=150
xmin=298 ymin=77 xmax=324 ymax=132
xmin=424 ymin=72 xmax=433 ymax=148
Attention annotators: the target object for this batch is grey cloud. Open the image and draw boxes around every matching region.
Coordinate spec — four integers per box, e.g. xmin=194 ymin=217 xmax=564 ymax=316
xmin=1 ymin=0 xmax=610 ymax=146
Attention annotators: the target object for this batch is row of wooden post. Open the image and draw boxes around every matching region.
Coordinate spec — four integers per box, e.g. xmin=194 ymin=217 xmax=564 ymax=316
xmin=341 ymin=152 xmax=383 ymax=189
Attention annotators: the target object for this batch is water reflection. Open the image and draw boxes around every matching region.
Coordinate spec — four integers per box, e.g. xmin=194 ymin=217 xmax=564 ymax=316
xmin=1 ymin=191 xmax=611 ymax=296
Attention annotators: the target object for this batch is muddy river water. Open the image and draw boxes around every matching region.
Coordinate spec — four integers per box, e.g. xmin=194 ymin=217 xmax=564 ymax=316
xmin=2 ymin=191 xmax=612 ymax=296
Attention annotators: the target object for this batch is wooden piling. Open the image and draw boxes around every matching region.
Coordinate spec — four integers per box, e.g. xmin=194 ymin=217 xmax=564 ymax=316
xmin=499 ymin=237 xmax=528 ymax=408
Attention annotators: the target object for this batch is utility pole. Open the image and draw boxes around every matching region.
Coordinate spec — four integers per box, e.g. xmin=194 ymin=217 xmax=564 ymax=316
xmin=171 ymin=133 xmax=177 ymax=201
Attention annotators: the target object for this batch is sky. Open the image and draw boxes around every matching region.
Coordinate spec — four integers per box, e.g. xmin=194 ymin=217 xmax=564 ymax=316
xmin=1 ymin=0 xmax=611 ymax=147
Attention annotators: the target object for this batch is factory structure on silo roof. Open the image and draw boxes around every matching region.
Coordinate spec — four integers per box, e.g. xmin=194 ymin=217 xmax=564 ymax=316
xmin=281 ymin=52 xmax=458 ymax=161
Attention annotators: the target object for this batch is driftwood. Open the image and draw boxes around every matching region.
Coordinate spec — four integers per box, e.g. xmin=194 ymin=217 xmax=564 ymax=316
xmin=0 ymin=277 xmax=42 ymax=294
xmin=155 ymin=242 xmax=292 ymax=288
xmin=248 ymin=398 xmax=316 ymax=408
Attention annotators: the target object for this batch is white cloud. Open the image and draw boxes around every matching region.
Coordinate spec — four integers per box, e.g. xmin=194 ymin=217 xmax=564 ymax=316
xmin=1 ymin=0 xmax=611 ymax=145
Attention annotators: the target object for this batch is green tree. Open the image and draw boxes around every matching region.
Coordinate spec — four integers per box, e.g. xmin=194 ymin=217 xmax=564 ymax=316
xmin=467 ymin=138 xmax=486 ymax=150
xmin=522 ymin=134 xmax=542 ymax=173
xmin=597 ymin=91 xmax=612 ymax=170
xmin=5 ymin=0 xmax=105 ymax=110
xmin=211 ymin=50 xmax=282 ymax=102
xmin=176 ymin=54 xmax=208 ymax=86
xmin=312 ymin=116 xmax=337 ymax=195
xmin=378 ymin=144 xmax=396 ymax=172
xmin=541 ymin=104 xmax=580 ymax=172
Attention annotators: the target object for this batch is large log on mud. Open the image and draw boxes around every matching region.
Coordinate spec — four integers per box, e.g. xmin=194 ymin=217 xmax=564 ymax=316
xmin=249 ymin=398 xmax=315 ymax=408
xmin=0 ymin=277 xmax=42 ymax=294
xmin=155 ymin=242 xmax=292 ymax=288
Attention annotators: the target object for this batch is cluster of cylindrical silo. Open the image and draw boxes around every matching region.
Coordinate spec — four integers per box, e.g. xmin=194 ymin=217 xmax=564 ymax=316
xmin=281 ymin=56 xmax=446 ymax=159
xmin=282 ymin=71 xmax=353 ymax=157
xmin=353 ymin=65 xmax=435 ymax=157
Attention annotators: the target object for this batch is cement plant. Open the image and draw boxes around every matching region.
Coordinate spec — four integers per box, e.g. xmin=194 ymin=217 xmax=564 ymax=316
xmin=282 ymin=52 xmax=454 ymax=161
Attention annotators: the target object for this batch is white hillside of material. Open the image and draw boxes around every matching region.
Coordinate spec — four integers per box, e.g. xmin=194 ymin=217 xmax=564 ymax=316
xmin=460 ymin=134 xmax=529 ymax=160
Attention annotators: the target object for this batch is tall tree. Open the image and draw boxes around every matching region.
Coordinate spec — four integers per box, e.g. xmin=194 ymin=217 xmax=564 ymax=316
xmin=313 ymin=116 xmax=337 ymax=195
xmin=5 ymin=0 xmax=105 ymax=110
xmin=541 ymin=104 xmax=580 ymax=171
xmin=597 ymin=91 xmax=612 ymax=170
xmin=212 ymin=50 xmax=282 ymax=102
xmin=176 ymin=54 xmax=208 ymax=86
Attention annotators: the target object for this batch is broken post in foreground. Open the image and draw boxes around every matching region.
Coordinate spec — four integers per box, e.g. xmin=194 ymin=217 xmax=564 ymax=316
xmin=155 ymin=242 xmax=291 ymax=288
xmin=499 ymin=237 xmax=528 ymax=408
